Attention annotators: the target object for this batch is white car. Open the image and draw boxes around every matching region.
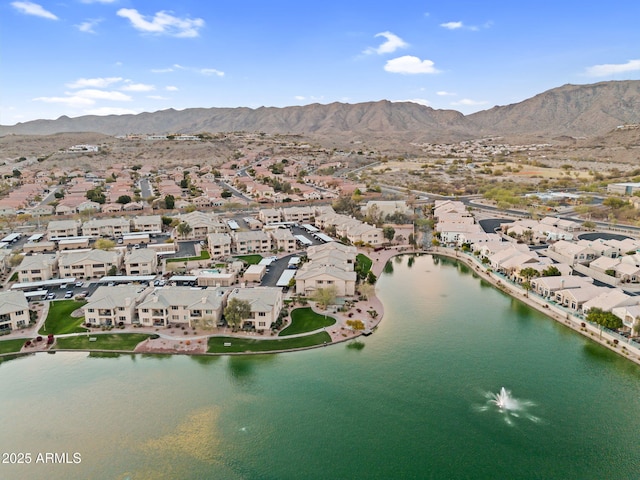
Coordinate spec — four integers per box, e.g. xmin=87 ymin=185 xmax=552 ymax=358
xmin=75 ymin=281 xmax=84 ymax=288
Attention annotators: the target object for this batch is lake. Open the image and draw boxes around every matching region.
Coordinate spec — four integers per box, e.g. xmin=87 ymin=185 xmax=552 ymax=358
xmin=1 ymin=254 xmax=639 ymax=479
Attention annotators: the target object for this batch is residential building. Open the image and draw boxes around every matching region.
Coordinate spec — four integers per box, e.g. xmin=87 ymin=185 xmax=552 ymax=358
xmin=47 ymin=220 xmax=80 ymax=240
xmin=133 ymin=215 xmax=163 ymax=233
xmin=124 ymin=249 xmax=158 ymax=276
xmin=17 ymin=254 xmax=57 ymax=282
xmin=58 ymin=249 xmax=122 ymax=279
xmin=207 ymin=233 xmax=233 ymax=258
xmin=258 ymin=208 xmax=282 ymax=224
xmin=83 ymin=285 xmax=149 ymax=326
xmin=0 ymin=291 xmax=29 ymax=332
xmin=295 ymin=265 xmax=357 ymax=297
xmin=82 ymin=218 xmax=131 ymax=238
xmin=270 ymin=228 xmax=297 ymax=253
xmin=232 ymin=230 xmax=272 ymax=254
xmin=137 ymin=287 xmax=227 ymax=328
xmin=226 ymin=286 xmax=283 ymax=331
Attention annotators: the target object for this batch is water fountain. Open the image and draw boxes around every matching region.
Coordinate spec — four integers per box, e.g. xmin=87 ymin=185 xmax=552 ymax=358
xmin=491 ymin=387 xmax=519 ymax=411
xmin=475 ymin=387 xmax=540 ymax=426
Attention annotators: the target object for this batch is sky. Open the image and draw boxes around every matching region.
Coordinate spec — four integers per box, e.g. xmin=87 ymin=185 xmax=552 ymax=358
xmin=2 ymin=0 xmax=640 ymax=125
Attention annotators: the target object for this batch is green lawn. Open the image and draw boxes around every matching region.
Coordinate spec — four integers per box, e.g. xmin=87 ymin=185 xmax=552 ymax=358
xmin=208 ymin=331 xmax=331 ymax=353
xmin=55 ymin=333 xmax=150 ymax=351
xmin=166 ymin=251 xmax=211 ymax=263
xmin=234 ymin=254 xmax=263 ymax=265
xmin=39 ymin=300 xmax=88 ymax=335
xmin=356 ymin=253 xmax=373 ymax=274
xmin=279 ymin=307 xmax=336 ymax=336
xmin=0 ymin=338 xmax=28 ymax=354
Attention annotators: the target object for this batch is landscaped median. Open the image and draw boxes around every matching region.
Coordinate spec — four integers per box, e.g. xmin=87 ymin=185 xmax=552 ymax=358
xmin=207 ymin=331 xmax=331 ymax=354
xmin=279 ymin=307 xmax=336 ymax=336
xmin=39 ymin=300 xmax=88 ymax=335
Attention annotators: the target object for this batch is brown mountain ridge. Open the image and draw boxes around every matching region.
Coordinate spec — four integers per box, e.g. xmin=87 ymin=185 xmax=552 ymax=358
xmin=2 ymin=81 xmax=640 ymax=142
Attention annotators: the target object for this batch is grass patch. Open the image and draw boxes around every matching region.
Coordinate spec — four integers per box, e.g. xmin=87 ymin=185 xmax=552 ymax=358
xmin=356 ymin=253 xmax=373 ymax=274
xmin=166 ymin=251 xmax=211 ymax=263
xmin=279 ymin=307 xmax=336 ymax=336
xmin=55 ymin=333 xmax=150 ymax=351
xmin=0 ymin=338 xmax=28 ymax=354
xmin=234 ymin=254 xmax=263 ymax=265
xmin=208 ymin=331 xmax=331 ymax=353
xmin=39 ymin=300 xmax=88 ymax=335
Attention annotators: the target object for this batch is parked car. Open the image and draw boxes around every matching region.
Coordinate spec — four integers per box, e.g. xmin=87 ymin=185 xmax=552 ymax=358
xmin=59 ymin=283 xmax=68 ymax=289
xmin=75 ymin=281 xmax=84 ymax=288
xmin=46 ymin=292 xmax=56 ymax=300
xmin=64 ymin=291 xmax=73 ymax=298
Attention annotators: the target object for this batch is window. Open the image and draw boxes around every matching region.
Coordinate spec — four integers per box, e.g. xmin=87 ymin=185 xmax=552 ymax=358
xmin=88 ymin=308 xmax=95 ymax=313
xmin=142 ymin=308 xmax=148 ymax=313
xmin=258 ymin=312 xmax=266 ymax=317
xmin=171 ymin=305 xmax=179 ymax=310
xmin=172 ymin=315 xmax=179 ymax=320
xmin=258 ymin=322 xmax=266 ymax=327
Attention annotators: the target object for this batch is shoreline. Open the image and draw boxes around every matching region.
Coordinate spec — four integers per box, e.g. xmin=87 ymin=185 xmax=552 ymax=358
xmin=429 ymin=246 xmax=640 ymax=367
xmin=3 ymin=246 xmax=640 ymax=366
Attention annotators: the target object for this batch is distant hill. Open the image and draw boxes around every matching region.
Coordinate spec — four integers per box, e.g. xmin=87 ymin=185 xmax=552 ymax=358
xmin=2 ymin=81 xmax=640 ymax=141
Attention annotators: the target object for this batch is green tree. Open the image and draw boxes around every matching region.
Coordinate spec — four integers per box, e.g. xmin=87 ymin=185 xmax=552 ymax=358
xmin=95 ymin=238 xmax=115 ymax=250
xmin=586 ymin=307 xmax=623 ymax=338
xmin=603 ymin=197 xmax=628 ymax=210
xmin=382 ymin=226 xmax=396 ymax=242
xmin=224 ymin=298 xmax=252 ymax=331
xmin=164 ymin=194 xmax=175 ymax=209
xmin=107 ymin=265 xmax=117 ymax=276
xmin=116 ymin=195 xmax=132 ymax=204
xmin=366 ymin=271 xmax=377 ymax=285
xmin=221 ymin=190 xmax=233 ymax=199
xmin=519 ymin=267 xmax=540 ymax=296
xmin=541 ymin=265 xmax=561 ymax=277
xmin=86 ymin=187 xmax=106 ymax=204
xmin=176 ymin=222 xmax=193 ymax=238
xmin=312 ymin=286 xmax=338 ymax=310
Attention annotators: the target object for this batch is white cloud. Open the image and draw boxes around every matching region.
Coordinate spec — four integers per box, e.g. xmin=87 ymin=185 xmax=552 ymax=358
xmin=76 ymin=19 xmax=101 ymax=34
xmin=585 ymin=59 xmax=640 ymax=77
xmin=32 ymin=95 xmax=95 ymax=107
xmin=84 ymin=107 xmax=140 ymax=116
xmin=151 ymin=67 xmax=175 ymax=73
xmin=200 ymin=68 xmax=224 ymax=77
xmin=436 ymin=91 xmax=456 ymax=96
xmin=384 ymin=56 xmax=439 ymax=74
xmin=165 ymin=86 xmax=179 ymax=91
xmin=117 ymin=8 xmax=205 ymax=38
xmin=451 ymin=98 xmax=488 ymax=107
xmin=293 ymin=95 xmax=324 ymax=103
xmin=66 ymin=77 xmax=123 ymax=89
xmin=392 ymin=98 xmax=431 ymax=107
xmin=364 ymin=31 xmax=408 ymax=55
xmin=11 ymin=1 xmax=58 ymax=20
xmin=121 ymin=83 xmax=155 ymax=92
xmin=440 ymin=21 xmax=463 ymax=30
xmin=73 ymin=89 xmax=132 ymax=101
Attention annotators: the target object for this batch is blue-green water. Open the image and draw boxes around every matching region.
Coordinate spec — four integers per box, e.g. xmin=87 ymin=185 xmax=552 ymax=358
xmin=1 ymin=255 xmax=639 ymax=479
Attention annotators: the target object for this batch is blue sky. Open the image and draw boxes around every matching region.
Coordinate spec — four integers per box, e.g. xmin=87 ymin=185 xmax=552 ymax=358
xmin=2 ymin=0 xmax=640 ymax=125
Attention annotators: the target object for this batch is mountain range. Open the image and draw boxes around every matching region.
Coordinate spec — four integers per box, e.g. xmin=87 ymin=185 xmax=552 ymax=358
xmin=2 ymin=81 xmax=640 ymax=142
